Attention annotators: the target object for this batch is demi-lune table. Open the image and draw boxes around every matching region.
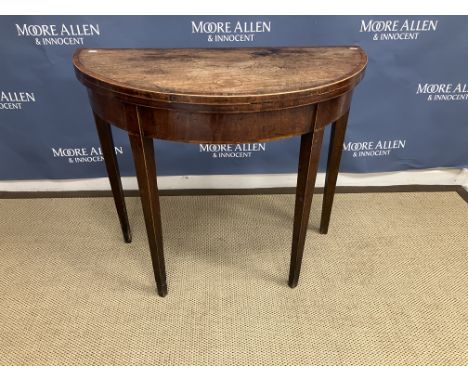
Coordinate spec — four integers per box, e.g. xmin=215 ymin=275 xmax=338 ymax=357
xmin=73 ymin=47 xmax=367 ymax=297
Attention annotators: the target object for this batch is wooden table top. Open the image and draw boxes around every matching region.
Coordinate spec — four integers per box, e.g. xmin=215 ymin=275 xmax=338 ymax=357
xmin=73 ymin=47 xmax=367 ymax=109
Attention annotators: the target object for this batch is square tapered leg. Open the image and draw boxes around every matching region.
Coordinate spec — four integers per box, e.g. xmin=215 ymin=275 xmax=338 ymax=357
xmin=93 ymin=111 xmax=132 ymax=243
xmin=128 ymin=133 xmax=167 ymax=297
xmin=288 ymin=127 xmax=325 ymax=288
xmin=320 ymin=111 xmax=349 ymax=235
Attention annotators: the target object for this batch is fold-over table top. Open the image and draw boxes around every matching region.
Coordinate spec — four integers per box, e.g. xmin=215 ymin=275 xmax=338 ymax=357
xmin=73 ymin=47 xmax=367 ymax=109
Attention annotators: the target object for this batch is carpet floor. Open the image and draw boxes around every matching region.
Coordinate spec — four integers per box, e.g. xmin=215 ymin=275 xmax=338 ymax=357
xmin=0 ymin=191 xmax=467 ymax=365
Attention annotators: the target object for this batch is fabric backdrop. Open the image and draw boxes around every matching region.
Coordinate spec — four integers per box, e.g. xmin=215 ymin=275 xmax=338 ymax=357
xmin=1 ymin=16 xmax=467 ymax=181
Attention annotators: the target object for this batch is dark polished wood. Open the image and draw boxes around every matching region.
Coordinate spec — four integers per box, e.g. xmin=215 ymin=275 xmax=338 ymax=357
xmin=74 ymin=47 xmax=367 ymax=113
xmin=320 ymin=110 xmax=350 ymax=234
xmin=289 ymin=125 xmax=325 ymax=288
xmin=93 ymin=111 xmax=132 ymax=243
xmin=73 ymin=47 xmax=367 ymax=296
xmin=128 ymin=130 xmax=167 ymax=297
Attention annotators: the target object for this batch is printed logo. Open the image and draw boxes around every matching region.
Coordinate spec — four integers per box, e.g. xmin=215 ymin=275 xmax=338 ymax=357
xmin=199 ymin=143 xmax=266 ymax=158
xmin=343 ymin=139 xmax=406 ymax=158
xmin=359 ymin=19 xmax=438 ymax=41
xmin=0 ymin=90 xmax=36 ymax=110
xmin=51 ymin=146 xmax=123 ymax=164
xmin=191 ymin=20 xmax=271 ymax=42
xmin=15 ymin=23 xmax=100 ymax=46
xmin=416 ymin=83 xmax=468 ymax=102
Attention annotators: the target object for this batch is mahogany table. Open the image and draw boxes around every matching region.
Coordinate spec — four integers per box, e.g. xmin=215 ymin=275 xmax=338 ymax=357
xmin=73 ymin=47 xmax=367 ymax=297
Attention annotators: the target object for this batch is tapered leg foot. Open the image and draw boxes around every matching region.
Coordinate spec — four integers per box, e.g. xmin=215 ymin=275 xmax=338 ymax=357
xmin=123 ymin=230 xmax=132 ymax=243
xmin=157 ymin=284 xmax=168 ymax=297
xmin=93 ymin=111 xmax=132 ymax=243
xmin=288 ymin=278 xmax=299 ymax=289
xmin=288 ymin=127 xmax=325 ymax=288
xmin=129 ymin=133 xmax=168 ymax=297
xmin=319 ymin=226 xmax=328 ymax=235
xmin=320 ymin=111 xmax=349 ymax=235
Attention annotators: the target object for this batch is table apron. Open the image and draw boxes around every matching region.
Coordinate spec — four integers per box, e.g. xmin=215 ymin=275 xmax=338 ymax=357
xmin=88 ymin=89 xmax=353 ymax=143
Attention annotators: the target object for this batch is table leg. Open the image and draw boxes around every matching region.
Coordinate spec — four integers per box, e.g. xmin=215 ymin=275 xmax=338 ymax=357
xmin=93 ymin=111 xmax=132 ymax=243
xmin=128 ymin=133 xmax=167 ymax=297
xmin=320 ymin=110 xmax=349 ymax=235
xmin=288 ymin=128 xmax=325 ymax=288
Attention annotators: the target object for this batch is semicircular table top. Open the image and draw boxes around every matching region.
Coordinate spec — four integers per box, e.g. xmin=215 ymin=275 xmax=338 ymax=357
xmin=73 ymin=47 xmax=367 ymax=106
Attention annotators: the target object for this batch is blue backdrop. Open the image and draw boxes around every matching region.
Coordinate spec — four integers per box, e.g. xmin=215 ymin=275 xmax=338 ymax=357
xmin=1 ymin=16 xmax=467 ymax=181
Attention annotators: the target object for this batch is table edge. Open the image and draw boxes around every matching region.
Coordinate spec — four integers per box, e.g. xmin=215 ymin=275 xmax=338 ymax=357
xmin=73 ymin=46 xmax=368 ymax=110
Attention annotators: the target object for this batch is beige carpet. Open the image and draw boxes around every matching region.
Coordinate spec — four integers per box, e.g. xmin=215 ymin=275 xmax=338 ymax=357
xmin=0 ymin=191 xmax=467 ymax=365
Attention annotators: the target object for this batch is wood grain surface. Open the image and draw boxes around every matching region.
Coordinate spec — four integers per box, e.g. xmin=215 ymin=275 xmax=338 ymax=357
xmin=74 ymin=47 xmax=367 ymax=108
